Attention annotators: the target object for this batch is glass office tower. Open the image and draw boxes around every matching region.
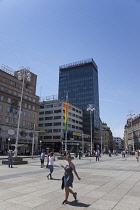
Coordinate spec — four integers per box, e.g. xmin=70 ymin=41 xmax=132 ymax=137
xmin=58 ymin=58 xmax=100 ymax=144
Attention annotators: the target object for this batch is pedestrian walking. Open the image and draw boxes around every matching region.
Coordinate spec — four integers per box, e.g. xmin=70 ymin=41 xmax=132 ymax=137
xmin=122 ymin=151 xmax=126 ymax=160
xmin=95 ymin=150 xmax=99 ymax=161
xmin=47 ymin=152 xmax=55 ymax=179
xmin=135 ymin=150 xmax=139 ymax=162
xmin=79 ymin=151 xmax=82 ymax=159
xmin=64 ymin=151 xmax=66 ymax=157
xmin=60 ymin=154 xmax=81 ymax=205
xmin=123 ymin=151 xmax=126 ymax=158
xmin=8 ymin=149 xmax=14 ymax=168
xmin=75 ymin=151 xmax=78 ymax=158
xmin=40 ymin=149 xmax=45 ymax=168
xmin=108 ymin=150 xmax=112 ymax=157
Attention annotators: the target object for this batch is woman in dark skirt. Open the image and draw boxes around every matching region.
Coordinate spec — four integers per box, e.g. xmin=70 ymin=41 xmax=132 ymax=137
xmin=61 ymin=154 xmax=81 ymax=204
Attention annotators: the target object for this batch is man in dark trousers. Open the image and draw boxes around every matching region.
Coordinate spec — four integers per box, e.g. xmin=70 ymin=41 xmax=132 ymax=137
xmin=8 ymin=149 xmax=14 ymax=168
xmin=79 ymin=151 xmax=82 ymax=159
xmin=95 ymin=150 xmax=99 ymax=161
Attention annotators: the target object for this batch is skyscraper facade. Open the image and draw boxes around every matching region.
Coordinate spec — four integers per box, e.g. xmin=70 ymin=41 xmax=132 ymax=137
xmin=58 ymin=58 xmax=100 ymax=146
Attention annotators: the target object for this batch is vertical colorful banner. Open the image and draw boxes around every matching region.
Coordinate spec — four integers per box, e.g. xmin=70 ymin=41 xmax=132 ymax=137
xmin=64 ymin=102 xmax=69 ymax=131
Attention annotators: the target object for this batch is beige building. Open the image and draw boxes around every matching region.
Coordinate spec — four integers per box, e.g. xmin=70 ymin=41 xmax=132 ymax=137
xmin=113 ymin=137 xmax=123 ymax=149
xmin=124 ymin=114 xmax=140 ymax=150
xmin=0 ymin=67 xmax=39 ymax=154
xmin=102 ymin=122 xmax=113 ymax=152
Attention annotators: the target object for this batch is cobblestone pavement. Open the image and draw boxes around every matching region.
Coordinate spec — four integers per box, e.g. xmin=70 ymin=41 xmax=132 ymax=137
xmin=0 ymin=154 xmax=140 ymax=210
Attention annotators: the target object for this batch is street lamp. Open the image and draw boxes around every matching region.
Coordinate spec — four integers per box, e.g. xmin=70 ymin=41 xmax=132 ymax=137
xmin=40 ymin=141 xmax=42 ymax=151
xmin=87 ymin=104 xmax=95 ymax=155
xmin=32 ymin=124 xmax=35 ymax=159
xmin=101 ymin=136 xmax=103 ymax=154
xmin=32 ymin=126 xmax=44 ymax=159
xmin=127 ymin=112 xmax=135 ymax=152
xmin=124 ymin=123 xmax=128 ymax=151
xmin=62 ymin=142 xmax=64 ymax=152
xmin=15 ymin=68 xmax=31 ymax=157
xmin=8 ymin=138 xmax=10 ymax=150
xmin=82 ymin=134 xmax=86 ymax=154
xmin=77 ymin=143 xmax=79 ymax=153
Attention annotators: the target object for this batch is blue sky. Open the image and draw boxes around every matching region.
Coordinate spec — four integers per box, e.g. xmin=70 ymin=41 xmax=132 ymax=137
xmin=0 ymin=0 xmax=140 ymax=138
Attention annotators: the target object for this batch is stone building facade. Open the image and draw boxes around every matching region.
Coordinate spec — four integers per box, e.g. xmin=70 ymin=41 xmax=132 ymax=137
xmin=102 ymin=123 xmax=113 ymax=152
xmin=0 ymin=67 xmax=39 ymax=154
xmin=124 ymin=114 xmax=140 ymax=150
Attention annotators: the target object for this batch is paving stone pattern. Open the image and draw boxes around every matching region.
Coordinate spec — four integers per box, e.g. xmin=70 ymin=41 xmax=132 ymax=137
xmin=0 ymin=155 xmax=140 ymax=210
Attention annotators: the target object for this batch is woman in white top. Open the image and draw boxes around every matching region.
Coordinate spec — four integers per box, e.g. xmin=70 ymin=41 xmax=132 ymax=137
xmin=47 ymin=152 xmax=55 ymax=179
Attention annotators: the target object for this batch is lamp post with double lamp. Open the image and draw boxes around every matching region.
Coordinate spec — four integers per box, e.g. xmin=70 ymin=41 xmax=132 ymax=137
xmin=15 ymin=68 xmax=31 ymax=157
xmin=87 ymin=104 xmax=95 ymax=155
xmin=127 ymin=112 xmax=135 ymax=152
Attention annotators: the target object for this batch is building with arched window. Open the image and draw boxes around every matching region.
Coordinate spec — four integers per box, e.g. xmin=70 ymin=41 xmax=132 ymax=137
xmin=0 ymin=66 xmax=39 ymax=154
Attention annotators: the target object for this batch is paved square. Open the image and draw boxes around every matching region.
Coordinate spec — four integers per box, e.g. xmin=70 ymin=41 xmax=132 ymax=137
xmin=0 ymin=154 xmax=140 ymax=209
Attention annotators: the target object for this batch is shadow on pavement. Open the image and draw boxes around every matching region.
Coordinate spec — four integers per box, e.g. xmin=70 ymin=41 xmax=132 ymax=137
xmin=68 ymin=200 xmax=90 ymax=207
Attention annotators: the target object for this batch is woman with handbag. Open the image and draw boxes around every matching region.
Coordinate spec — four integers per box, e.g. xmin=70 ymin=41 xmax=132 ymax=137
xmin=60 ymin=154 xmax=81 ymax=204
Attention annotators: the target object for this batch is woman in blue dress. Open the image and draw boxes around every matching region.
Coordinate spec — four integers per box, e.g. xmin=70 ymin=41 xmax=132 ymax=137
xmin=61 ymin=154 xmax=81 ymax=204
